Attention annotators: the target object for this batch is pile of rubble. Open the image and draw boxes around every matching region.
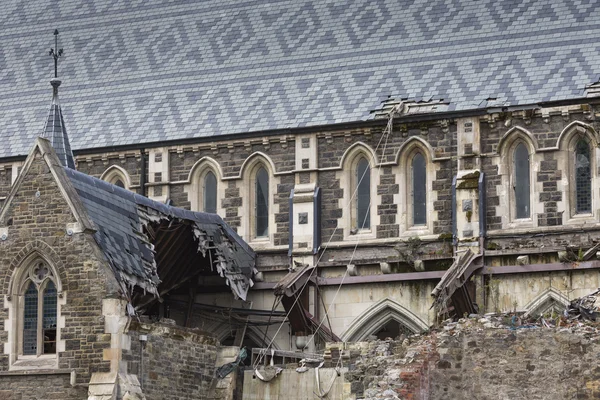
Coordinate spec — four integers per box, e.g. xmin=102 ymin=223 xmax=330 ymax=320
xmin=343 ymin=336 xmax=435 ymax=400
xmin=349 ymin=289 xmax=600 ymax=400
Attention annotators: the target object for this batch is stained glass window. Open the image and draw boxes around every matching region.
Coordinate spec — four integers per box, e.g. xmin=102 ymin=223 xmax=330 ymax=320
xmin=203 ymin=171 xmax=217 ymax=214
xmin=356 ymin=158 xmax=371 ymax=229
xmin=412 ymin=153 xmax=427 ymax=225
xmin=20 ymin=261 xmax=58 ymax=357
xmin=43 ymin=281 xmax=57 ymax=354
xmin=255 ymin=167 xmax=269 ymax=237
xmin=514 ymin=143 xmax=530 ymax=218
xmin=23 ymin=282 xmax=38 ymax=356
xmin=576 ymin=140 xmax=592 ymax=214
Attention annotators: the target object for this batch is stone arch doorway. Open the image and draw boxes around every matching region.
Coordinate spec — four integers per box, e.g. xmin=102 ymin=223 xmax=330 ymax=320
xmin=341 ymin=298 xmax=430 ymax=342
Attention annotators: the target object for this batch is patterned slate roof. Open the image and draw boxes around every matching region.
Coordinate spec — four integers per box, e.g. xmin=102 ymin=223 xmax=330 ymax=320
xmin=40 ymin=79 xmax=75 ymax=169
xmin=1 ymin=0 xmax=599 ymax=158
xmin=65 ymin=168 xmax=255 ymax=299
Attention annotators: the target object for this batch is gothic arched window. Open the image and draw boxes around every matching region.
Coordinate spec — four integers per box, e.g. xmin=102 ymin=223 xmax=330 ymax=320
xmin=412 ymin=153 xmax=427 ymax=225
xmin=255 ymin=167 xmax=269 ymax=238
xmin=355 ymin=157 xmax=371 ymax=230
xmin=101 ymin=165 xmax=130 ymax=190
xmin=575 ymin=139 xmax=592 ymax=214
xmin=513 ymin=143 xmax=530 ymax=219
xmin=21 ymin=261 xmax=57 ymax=356
xmin=203 ymin=170 xmax=217 ymax=214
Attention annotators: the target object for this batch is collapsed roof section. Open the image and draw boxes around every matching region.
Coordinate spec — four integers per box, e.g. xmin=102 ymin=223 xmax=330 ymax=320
xmin=65 ymin=168 xmax=255 ymax=301
xmin=431 ymin=249 xmax=482 ymax=319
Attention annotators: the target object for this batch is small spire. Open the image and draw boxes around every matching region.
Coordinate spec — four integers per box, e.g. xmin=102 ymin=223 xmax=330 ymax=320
xmin=41 ymin=30 xmax=75 ymax=170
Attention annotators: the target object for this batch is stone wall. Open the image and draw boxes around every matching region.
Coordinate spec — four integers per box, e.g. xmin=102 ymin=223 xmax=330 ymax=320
xmin=127 ymin=320 xmax=219 ymax=400
xmin=339 ymin=318 xmax=600 ymax=400
xmin=430 ymin=325 xmax=600 ymax=399
xmin=0 ymin=372 xmax=87 ymax=399
xmin=0 ymin=149 xmax=116 ymax=391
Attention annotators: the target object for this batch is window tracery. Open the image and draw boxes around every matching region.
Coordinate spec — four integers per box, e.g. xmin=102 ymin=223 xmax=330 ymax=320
xmin=19 ymin=260 xmax=57 ymax=357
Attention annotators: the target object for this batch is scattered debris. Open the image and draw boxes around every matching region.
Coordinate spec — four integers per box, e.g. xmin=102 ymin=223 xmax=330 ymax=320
xmin=567 ymin=289 xmax=600 ymax=321
xmin=216 ymin=347 xmax=247 ymax=379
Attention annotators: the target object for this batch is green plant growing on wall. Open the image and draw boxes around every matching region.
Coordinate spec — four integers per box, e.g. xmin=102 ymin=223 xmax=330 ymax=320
xmin=394 ymin=236 xmax=422 ymax=270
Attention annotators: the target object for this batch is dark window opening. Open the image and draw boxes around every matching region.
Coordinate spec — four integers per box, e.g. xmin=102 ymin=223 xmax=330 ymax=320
xmin=576 ymin=140 xmax=592 ymax=214
xmin=43 ymin=281 xmax=57 ymax=355
xmin=356 ymin=157 xmax=371 ymax=229
xmin=203 ymin=171 xmax=217 ymax=214
xmin=23 ymin=282 xmax=38 ymax=356
xmin=412 ymin=153 xmax=427 ymax=225
xmin=255 ymin=167 xmax=269 ymax=237
xmin=373 ymin=320 xmax=413 ymax=341
xmin=514 ymin=143 xmax=530 ymax=218
xmin=114 ymin=179 xmax=125 ymax=188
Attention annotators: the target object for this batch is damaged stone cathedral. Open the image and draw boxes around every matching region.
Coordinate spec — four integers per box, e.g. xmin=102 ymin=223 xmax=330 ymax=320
xmin=0 ymin=0 xmax=599 ymax=398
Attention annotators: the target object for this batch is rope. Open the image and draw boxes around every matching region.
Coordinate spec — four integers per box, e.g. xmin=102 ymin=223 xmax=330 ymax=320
xmin=252 ymin=106 xmax=397 ymax=370
xmin=304 ymin=109 xmax=394 ymax=351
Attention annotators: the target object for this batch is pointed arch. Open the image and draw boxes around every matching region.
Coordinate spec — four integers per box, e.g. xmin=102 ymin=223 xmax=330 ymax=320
xmin=210 ymin=322 xmax=280 ymax=350
xmin=341 ymin=298 xmax=429 ymax=342
xmin=337 ymin=142 xmax=379 ymax=238
xmin=100 ymin=165 xmax=132 ymax=190
xmin=239 ymin=152 xmax=277 ymax=178
xmin=184 ymin=156 xmax=224 ymax=213
xmin=394 ymin=137 xmax=435 ymax=234
xmin=185 ymin=156 xmax=224 ymax=184
xmin=394 ymin=136 xmax=434 ymax=165
xmin=339 ymin=142 xmax=378 ymax=169
xmin=6 ymin=240 xmax=66 ymax=295
xmin=497 ymin=126 xmax=538 ymax=155
xmin=239 ymin=152 xmax=277 ymax=244
xmin=557 ymin=121 xmax=598 ymax=150
xmin=522 ymin=287 xmax=570 ymax=318
xmin=496 ymin=127 xmax=536 ymax=225
xmin=5 ymin=240 xmax=67 ymax=366
xmin=557 ymin=121 xmax=598 ymax=220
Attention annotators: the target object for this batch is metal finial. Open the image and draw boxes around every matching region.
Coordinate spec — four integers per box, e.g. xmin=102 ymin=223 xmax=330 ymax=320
xmin=48 ymin=29 xmax=63 ymax=78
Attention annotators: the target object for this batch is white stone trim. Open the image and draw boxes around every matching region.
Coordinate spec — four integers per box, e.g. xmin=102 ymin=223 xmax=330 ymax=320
xmin=558 ymin=125 xmax=598 ymax=224
xmin=238 ymin=153 xmax=279 ymax=248
xmin=341 ymin=298 xmax=429 ymax=342
xmin=336 ymin=143 xmax=380 ymax=240
xmin=522 ymin=287 xmax=570 ymax=318
xmin=5 ymin=253 xmax=65 ymax=370
xmin=494 ymin=127 xmax=538 ymax=229
xmin=393 ymin=137 xmax=436 ymax=236
xmin=183 ymin=157 xmax=225 ymax=216
xmin=99 ymin=165 xmax=132 ymax=190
